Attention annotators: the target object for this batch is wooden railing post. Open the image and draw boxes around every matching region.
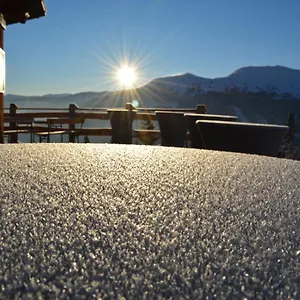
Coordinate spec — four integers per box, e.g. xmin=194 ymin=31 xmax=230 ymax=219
xmin=196 ymin=104 xmax=208 ymax=114
xmin=9 ymin=103 xmax=18 ymax=143
xmin=69 ymin=104 xmax=78 ymax=143
xmin=107 ymin=102 xmax=136 ymax=144
xmin=126 ymin=102 xmax=135 ymax=142
xmin=126 ymin=102 xmax=136 ymax=144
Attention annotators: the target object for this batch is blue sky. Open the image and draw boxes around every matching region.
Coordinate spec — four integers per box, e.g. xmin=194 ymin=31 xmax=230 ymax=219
xmin=4 ymin=0 xmax=300 ymax=95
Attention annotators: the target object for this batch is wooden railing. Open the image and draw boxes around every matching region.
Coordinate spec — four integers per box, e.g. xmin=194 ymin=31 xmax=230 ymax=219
xmin=3 ymin=103 xmax=208 ymax=143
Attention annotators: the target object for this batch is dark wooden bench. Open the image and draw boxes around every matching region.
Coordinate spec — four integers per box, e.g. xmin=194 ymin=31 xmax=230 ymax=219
xmin=4 ymin=117 xmax=35 ymax=143
xmin=196 ymin=120 xmax=288 ymax=156
xmin=4 ymin=129 xmax=31 ymax=143
xmin=185 ymin=113 xmax=238 ymax=148
xmin=4 ymin=129 xmax=31 ymax=134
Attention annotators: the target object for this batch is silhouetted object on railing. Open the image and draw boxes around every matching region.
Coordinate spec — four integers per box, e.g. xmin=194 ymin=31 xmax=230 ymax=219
xmin=196 ymin=104 xmax=208 ymax=114
xmin=156 ymin=111 xmax=187 ymax=147
xmin=185 ymin=113 xmax=238 ymax=148
xmin=196 ymin=120 xmax=288 ymax=157
xmin=108 ymin=105 xmax=136 ymax=144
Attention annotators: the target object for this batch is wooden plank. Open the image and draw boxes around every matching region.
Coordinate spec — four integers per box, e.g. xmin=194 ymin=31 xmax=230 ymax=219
xmin=4 ymin=116 xmax=35 ymax=123
xmin=75 ymin=112 xmax=108 ymax=120
xmin=75 ymin=128 xmax=112 ymax=136
xmin=12 ymin=112 xmax=69 ymax=118
xmin=8 ymin=112 xmax=109 ymax=120
xmin=35 ymin=130 xmax=68 ymax=136
xmin=47 ymin=116 xmax=84 ymax=125
xmin=4 ymin=129 xmax=30 ymax=134
xmin=136 ymin=108 xmax=198 ymax=112
xmin=17 ymin=107 xmax=68 ymax=111
xmin=5 ymin=125 xmax=46 ymax=131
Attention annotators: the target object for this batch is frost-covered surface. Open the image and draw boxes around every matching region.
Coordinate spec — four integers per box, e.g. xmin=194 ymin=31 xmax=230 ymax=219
xmin=0 ymin=144 xmax=300 ymax=299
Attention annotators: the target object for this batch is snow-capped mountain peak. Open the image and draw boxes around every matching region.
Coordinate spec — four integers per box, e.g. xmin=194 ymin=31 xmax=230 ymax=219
xmin=142 ymin=66 xmax=300 ymax=98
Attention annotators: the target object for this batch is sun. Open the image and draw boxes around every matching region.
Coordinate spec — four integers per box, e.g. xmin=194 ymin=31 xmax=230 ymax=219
xmin=117 ymin=66 xmax=137 ymax=87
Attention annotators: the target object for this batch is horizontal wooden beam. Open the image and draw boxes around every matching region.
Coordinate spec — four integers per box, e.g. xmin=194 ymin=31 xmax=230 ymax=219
xmin=75 ymin=128 xmax=112 ymax=136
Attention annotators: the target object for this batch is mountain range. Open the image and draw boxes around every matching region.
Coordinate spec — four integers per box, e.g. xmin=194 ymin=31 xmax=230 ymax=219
xmin=5 ymin=65 xmax=300 ymax=144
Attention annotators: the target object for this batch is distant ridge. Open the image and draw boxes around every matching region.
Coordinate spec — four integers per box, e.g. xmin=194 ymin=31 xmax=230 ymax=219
xmin=5 ymin=65 xmax=300 ymax=99
xmin=143 ymin=65 xmax=300 ymax=98
xmin=42 ymin=93 xmax=72 ymax=98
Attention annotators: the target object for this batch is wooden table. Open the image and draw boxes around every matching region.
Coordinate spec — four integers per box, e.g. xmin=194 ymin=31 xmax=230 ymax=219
xmin=35 ymin=117 xmax=85 ymax=143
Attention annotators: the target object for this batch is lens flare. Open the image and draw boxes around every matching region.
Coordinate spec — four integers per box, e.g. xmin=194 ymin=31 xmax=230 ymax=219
xmin=132 ymin=99 xmax=139 ymax=107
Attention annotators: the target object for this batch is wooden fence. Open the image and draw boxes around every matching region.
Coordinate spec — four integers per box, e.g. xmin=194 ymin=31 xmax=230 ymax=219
xmin=3 ymin=103 xmax=208 ymax=143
